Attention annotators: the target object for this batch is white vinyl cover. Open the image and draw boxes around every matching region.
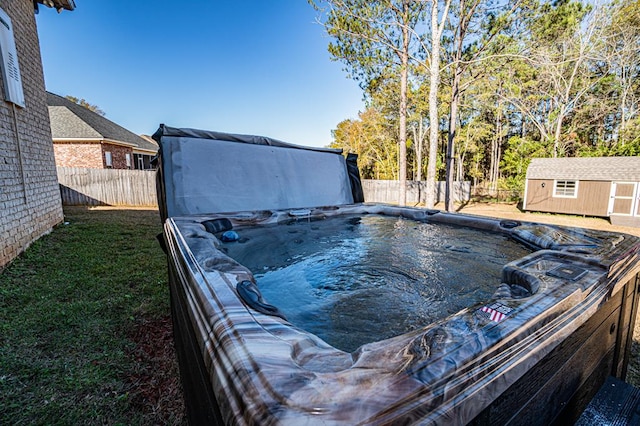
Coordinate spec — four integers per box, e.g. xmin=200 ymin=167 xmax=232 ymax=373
xmin=160 ymin=132 xmax=354 ymax=216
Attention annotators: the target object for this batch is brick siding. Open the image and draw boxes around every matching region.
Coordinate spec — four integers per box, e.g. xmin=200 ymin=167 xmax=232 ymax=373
xmin=53 ymin=141 xmax=134 ymax=169
xmin=102 ymin=143 xmax=134 ymax=169
xmin=0 ymin=0 xmax=64 ymax=269
xmin=54 ymin=141 xmax=104 ymax=168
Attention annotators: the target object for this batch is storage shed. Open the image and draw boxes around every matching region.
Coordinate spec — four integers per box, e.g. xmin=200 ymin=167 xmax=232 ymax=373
xmin=523 ymin=156 xmax=640 ymax=227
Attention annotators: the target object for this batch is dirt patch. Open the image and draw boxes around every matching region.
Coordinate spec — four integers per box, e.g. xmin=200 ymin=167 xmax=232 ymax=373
xmin=126 ymin=316 xmax=187 ymax=425
xmin=448 ymin=201 xmax=640 ymax=237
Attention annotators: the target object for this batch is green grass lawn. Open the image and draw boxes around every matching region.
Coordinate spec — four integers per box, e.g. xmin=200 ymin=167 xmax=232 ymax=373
xmin=0 ymin=207 xmax=185 ymax=425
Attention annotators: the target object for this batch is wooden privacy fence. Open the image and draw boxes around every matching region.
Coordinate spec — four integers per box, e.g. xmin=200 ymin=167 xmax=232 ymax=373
xmin=56 ymin=168 xmax=470 ymax=208
xmin=362 ymin=180 xmax=471 ymax=205
xmin=57 ymin=167 xmax=158 ymax=207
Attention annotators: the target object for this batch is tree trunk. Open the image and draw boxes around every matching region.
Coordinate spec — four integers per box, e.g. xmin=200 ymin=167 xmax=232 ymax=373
xmin=444 ymin=108 xmax=455 ymax=211
xmin=444 ymin=0 xmax=467 ymax=212
xmin=489 ymin=107 xmax=502 ymax=194
xmin=398 ymin=0 xmax=410 ymax=206
xmin=425 ymin=1 xmax=442 ymax=209
xmin=552 ymin=103 xmax=565 ymax=158
xmin=413 ymin=120 xmax=426 ymax=182
xmin=445 ymin=65 xmax=462 ymax=212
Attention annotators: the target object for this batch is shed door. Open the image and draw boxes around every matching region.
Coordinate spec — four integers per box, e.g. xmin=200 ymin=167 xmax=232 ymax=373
xmin=608 ymin=182 xmax=639 ymax=216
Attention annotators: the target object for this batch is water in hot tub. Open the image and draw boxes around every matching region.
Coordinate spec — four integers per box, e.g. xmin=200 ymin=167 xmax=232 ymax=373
xmin=223 ymin=214 xmax=531 ymax=352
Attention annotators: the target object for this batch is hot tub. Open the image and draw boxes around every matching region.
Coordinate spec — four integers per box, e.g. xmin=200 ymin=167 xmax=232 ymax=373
xmin=154 ymin=125 xmax=640 ymax=425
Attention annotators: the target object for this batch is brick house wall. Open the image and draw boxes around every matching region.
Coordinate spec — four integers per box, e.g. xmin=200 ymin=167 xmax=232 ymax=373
xmin=0 ymin=0 xmax=64 ymax=269
xmin=102 ymin=143 xmax=134 ymax=169
xmin=53 ymin=141 xmax=134 ymax=169
xmin=53 ymin=141 xmax=104 ymax=168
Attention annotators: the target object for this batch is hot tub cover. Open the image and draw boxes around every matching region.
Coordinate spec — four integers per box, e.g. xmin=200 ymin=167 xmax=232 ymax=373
xmin=153 ymin=124 xmax=358 ymax=220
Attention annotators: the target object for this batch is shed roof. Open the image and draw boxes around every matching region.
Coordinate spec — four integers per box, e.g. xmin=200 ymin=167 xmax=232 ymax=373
xmin=47 ymin=92 xmax=158 ymax=153
xmin=526 ymin=157 xmax=640 ymax=181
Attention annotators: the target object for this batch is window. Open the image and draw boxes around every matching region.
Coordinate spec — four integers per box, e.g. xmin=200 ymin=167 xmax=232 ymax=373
xmin=553 ymin=180 xmax=578 ymax=198
xmin=125 ymin=153 xmax=131 ymax=168
xmin=105 ymin=151 xmax=112 ymax=167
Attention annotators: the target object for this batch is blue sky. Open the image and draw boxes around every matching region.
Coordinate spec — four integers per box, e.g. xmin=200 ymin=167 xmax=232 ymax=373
xmin=35 ymin=1 xmax=364 ymax=147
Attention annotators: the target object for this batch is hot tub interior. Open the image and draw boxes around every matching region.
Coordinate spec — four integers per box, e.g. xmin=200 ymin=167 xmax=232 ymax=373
xmin=221 ymin=213 xmax=532 ymax=352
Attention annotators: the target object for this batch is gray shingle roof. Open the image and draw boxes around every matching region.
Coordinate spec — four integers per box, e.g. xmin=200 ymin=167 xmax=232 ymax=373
xmin=36 ymin=0 xmax=75 ymax=12
xmin=47 ymin=92 xmax=158 ymax=153
xmin=526 ymin=157 xmax=640 ymax=181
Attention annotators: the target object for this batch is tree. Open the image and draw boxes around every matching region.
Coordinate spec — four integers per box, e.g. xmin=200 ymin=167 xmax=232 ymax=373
xmin=442 ymin=0 xmax=525 ymax=211
xmin=330 ymin=107 xmax=399 ymax=179
xmin=603 ymin=0 xmax=640 ymax=147
xmin=423 ymin=0 xmax=452 ymax=208
xmin=315 ymin=0 xmax=425 ymax=205
xmin=315 ymin=0 xmax=455 ymax=208
xmin=501 ymin=135 xmax=547 ymax=192
xmin=65 ymin=96 xmax=105 ymax=116
xmin=318 ymin=0 xmax=637 ymax=203
xmin=499 ymin=0 xmax=607 ymax=158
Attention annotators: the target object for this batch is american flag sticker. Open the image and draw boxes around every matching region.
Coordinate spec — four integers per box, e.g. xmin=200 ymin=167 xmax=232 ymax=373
xmin=478 ymin=303 xmax=513 ymax=322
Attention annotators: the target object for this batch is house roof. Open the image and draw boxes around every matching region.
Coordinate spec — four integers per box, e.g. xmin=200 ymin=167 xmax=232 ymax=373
xmin=36 ymin=0 xmax=75 ymax=12
xmin=47 ymin=92 xmax=158 ymax=154
xmin=526 ymin=157 xmax=640 ymax=181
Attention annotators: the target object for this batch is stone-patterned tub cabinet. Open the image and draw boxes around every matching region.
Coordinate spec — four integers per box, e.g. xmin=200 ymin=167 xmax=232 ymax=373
xmin=153 ymin=125 xmax=640 ymax=425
